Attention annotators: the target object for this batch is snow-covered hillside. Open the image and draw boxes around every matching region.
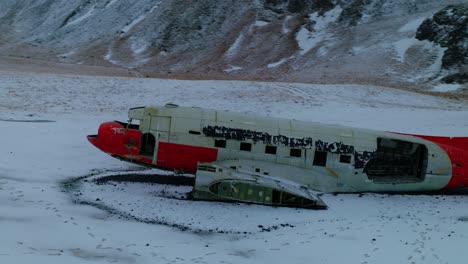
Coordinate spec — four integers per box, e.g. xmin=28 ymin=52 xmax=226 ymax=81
xmin=0 ymin=0 xmax=466 ymax=89
xmin=1 ymin=69 xmax=468 ymax=263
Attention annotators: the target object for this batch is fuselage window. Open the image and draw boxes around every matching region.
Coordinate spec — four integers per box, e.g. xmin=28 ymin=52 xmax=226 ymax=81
xmin=127 ymin=119 xmax=140 ymax=130
xmin=215 ymin=139 xmax=226 ymax=148
xmin=340 ymin=155 xmax=351 ymax=164
xmin=290 ymin=148 xmax=302 ymax=157
xmin=140 ymin=133 xmax=155 ymax=157
xmin=240 ymin=142 xmax=252 ymax=152
xmin=189 ymin=130 xmax=201 ymax=135
xmin=313 ymin=151 xmax=327 ymax=166
xmin=265 ymin=145 xmax=277 ymax=155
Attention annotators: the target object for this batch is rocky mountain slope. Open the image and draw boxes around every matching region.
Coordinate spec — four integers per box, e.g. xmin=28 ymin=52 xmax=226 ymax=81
xmin=0 ymin=0 xmax=466 ymax=89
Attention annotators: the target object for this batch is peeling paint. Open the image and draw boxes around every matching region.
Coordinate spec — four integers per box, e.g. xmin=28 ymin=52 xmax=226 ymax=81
xmin=315 ymin=140 xmax=354 ymax=154
xmin=112 ymin=127 xmax=125 ymax=134
xmin=203 ymin=125 xmax=376 ymax=169
xmin=202 ymin=126 xmax=314 ymax=148
xmin=354 ymin=151 xmax=376 ymax=169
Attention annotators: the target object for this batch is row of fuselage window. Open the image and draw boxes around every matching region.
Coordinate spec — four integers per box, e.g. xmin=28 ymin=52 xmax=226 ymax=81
xmin=213 ymin=139 xmax=352 ymax=167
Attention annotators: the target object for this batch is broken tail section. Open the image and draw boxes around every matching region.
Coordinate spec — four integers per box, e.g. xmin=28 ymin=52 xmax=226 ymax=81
xmin=409 ymin=134 xmax=468 ymax=190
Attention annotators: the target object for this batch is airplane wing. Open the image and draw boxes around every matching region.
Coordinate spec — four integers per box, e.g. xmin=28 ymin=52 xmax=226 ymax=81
xmin=192 ymin=161 xmax=327 ymax=209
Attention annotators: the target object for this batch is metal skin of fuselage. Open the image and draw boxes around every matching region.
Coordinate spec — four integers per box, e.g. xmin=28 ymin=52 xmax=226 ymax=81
xmin=87 ymin=104 xmax=468 ymax=207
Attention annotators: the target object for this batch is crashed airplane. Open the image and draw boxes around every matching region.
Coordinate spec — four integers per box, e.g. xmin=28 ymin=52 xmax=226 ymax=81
xmin=87 ymin=103 xmax=468 ymax=208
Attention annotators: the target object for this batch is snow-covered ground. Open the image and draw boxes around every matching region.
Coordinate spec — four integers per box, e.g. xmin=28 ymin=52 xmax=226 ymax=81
xmin=1 ymin=70 xmax=468 ymax=264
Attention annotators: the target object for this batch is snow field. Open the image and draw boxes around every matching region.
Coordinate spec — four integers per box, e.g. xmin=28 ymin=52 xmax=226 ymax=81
xmin=1 ymin=70 xmax=468 ymax=263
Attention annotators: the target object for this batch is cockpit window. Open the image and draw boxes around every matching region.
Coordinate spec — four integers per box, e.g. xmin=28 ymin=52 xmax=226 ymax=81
xmin=126 ymin=118 xmax=140 ymax=130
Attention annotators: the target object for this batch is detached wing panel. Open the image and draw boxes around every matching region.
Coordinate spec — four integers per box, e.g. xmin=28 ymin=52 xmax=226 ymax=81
xmin=193 ymin=162 xmax=327 ymax=209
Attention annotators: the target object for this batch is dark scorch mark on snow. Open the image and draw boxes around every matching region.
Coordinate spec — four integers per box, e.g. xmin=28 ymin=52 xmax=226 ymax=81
xmin=61 ymin=173 xmax=249 ymax=234
xmin=0 ymin=118 xmax=56 ymax=123
xmin=61 ymin=173 xmax=209 ymax=233
xmin=93 ymin=174 xmax=194 ymax=186
xmin=62 ymin=171 xmax=299 ymax=235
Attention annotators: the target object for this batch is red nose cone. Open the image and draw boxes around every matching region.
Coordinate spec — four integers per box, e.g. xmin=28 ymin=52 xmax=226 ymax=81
xmin=87 ymin=135 xmax=99 ymax=148
xmin=88 ymin=121 xmax=129 ymax=155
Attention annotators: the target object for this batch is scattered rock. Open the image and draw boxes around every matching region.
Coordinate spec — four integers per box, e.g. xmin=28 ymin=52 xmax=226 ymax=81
xmin=339 ymin=0 xmax=371 ymax=26
xmin=440 ymin=73 xmax=468 ymax=84
xmin=416 ymin=3 xmax=468 ymax=83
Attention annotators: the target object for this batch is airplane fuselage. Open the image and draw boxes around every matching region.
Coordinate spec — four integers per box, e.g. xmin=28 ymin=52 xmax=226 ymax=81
xmin=88 ymin=104 xmax=468 ymax=199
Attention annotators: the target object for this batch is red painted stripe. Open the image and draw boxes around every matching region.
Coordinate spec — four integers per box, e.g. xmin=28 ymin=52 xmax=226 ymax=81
xmin=409 ymin=134 xmax=468 ymax=190
xmin=156 ymin=142 xmax=218 ymax=173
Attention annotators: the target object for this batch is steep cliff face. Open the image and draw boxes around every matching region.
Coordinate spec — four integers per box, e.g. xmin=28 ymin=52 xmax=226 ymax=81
xmin=0 ymin=0 xmax=466 ymax=88
xmin=416 ymin=4 xmax=467 ymax=84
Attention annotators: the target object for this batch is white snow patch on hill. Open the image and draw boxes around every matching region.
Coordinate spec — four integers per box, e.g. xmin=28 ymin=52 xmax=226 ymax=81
xmin=120 ymin=2 xmax=161 ymax=35
xmin=267 ymin=56 xmax=293 ymax=68
xmin=407 ymin=41 xmax=447 ymax=82
xmin=254 ymin=20 xmax=269 ymax=27
xmin=104 ymin=48 xmax=119 ymax=65
xmin=224 ymin=65 xmax=243 ymax=72
xmin=106 ymin=0 xmax=119 ymax=8
xmin=226 ymin=33 xmax=245 ymax=58
xmin=121 ymin=14 xmax=147 ymax=34
xmin=131 ymin=41 xmax=148 ymax=55
xmin=427 ymin=44 xmax=447 ymax=73
xmin=66 ymin=5 xmax=96 ymax=27
xmin=433 ymin=83 xmax=462 ymax=92
xmin=393 ymin=38 xmax=419 ymax=63
xmin=296 ymin=6 xmax=342 ymax=55
xmin=282 ymin=15 xmax=293 ymax=34
xmin=393 ymin=38 xmax=447 ymax=83
xmin=309 ymin=6 xmax=342 ymax=31
xmin=398 ymin=17 xmax=427 ymax=32
xmin=58 ymin=50 xmax=76 ymax=58
xmin=296 ymin=27 xmax=319 ymax=55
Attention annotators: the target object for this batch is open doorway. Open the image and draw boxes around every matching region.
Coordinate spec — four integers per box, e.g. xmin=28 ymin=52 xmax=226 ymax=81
xmin=140 ymin=133 xmax=155 ymax=157
xmin=364 ymin=138 xmax=428 ymax=183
